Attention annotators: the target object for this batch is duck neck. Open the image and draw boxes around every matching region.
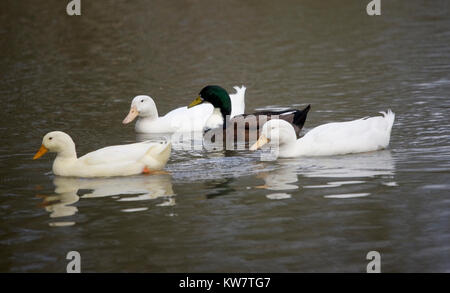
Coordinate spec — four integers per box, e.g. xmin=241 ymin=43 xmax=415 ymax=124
xmin=219 ymin=106 xmax=230 ymax=121
xmin=290 ymin=138 xmax=308 ymax=156
xmin=137 ymin=115 xmax=157 ymax=126
xmin=141 ymin=107 xmax=159 ymax=121
xmin=56 ymin=144 xmax=77 ymax=160
xmin=278 ymin=137 xmax=303 ymax=157
xmin=208 ymin=95 xmax=231 ymax=120
xmin=136 ymin=109 xmax=159 ymax=131
xmin=52 ymin=144 xmax=77 ymax=175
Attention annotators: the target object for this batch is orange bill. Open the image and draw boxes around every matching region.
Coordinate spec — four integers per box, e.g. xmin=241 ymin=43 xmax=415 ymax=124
xmin=33 ymin=145 xmax=48 ymax=160
xmin=249 ymin=135 xmax=269 ymax=151
xmin=123 ymin=106 xmax=139 ymax=124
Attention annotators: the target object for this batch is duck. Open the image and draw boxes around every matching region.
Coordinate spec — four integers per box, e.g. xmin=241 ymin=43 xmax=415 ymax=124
xmin=250 ymin=110 xmax=395 ymax=157
xmin=187 ymin=85 xmax=311 ymax=146
xmin=123 ymin=86 xmax=246 ymax=133
xmin=33 ymin=131 xmax=172 ymax=177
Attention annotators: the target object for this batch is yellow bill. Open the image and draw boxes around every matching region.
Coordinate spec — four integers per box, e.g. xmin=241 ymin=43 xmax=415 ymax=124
xmin=188 ymin=96 xmax=204 ymax=108
xmin=123 ymin=106 xmax=139 ymax=124
xmin=250 ymin=135 xmax=269 ymax=151
xmin=33 ymin=145 xmax=48 ymax=160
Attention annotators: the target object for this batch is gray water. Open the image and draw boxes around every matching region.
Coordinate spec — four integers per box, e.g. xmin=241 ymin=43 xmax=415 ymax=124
xmin=1 ymin=0 xmax=449 ymax=272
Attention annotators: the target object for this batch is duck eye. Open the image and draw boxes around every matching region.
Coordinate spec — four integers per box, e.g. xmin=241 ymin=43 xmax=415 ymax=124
xmin=49 ymin=137 xmax=53 ymax=140
xmin=141 ymin=99 xmax=144 ymax=103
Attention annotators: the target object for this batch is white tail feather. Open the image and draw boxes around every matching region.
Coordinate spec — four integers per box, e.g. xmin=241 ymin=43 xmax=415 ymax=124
xmin=380 ymin=109 xmax=395 ymax=133
xmin=230 ymin=85 xmax=247 ymax=118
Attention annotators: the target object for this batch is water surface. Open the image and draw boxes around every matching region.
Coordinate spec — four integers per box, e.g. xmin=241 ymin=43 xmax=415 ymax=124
xmin=0 ymin=0 xmax=449 ymax=272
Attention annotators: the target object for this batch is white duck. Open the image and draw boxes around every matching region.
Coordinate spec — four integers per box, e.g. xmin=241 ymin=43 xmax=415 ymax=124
xmin=251 ymin=110 xmax=395 ymax=157
xmin=123 ymin=85 xmax=246 ymax=133
xmin=33 ymin=131 xmax=171 ymax=177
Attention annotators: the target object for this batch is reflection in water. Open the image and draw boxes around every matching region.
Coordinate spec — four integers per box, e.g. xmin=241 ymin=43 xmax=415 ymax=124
xmin=304 ymin=181 xmax=366 ymax=189
xmin=287 ymin=150 xmax=396 ymax=178
xmin=256 ymin=165 xmax=299 ymax=191
xmin=266 ymin=193 xmax=292 ymax=200
xmin=38 ymin=175 xmax=175 ymax=226
xmin=324 ymin=193 xmax=370 ymax=199
xmin=255 ymin=150 xmax=396 ymax=200
xmin=38 ymin=178 xmax=80 ymax=226
xmin=78 ymin=175 xmax=174 ymax=200
xmin=297 ymin=150 xmax=396 ymax=199
xmin=254 ymin=165 xmax=299 ymax=200
xmin=204 ymin=178 xmax=236 ymax=199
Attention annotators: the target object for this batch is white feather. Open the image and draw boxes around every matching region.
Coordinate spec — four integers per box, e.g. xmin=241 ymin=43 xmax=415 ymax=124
xmin=258 ymin=110 xmax=395 ymax=157
xmin=36 ymin=131 xmax=171 ymax=177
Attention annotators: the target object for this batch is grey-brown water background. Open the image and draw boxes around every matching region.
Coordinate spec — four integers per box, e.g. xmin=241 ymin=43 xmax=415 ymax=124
xmin=1 ymin=0 xmax=449 ymax=272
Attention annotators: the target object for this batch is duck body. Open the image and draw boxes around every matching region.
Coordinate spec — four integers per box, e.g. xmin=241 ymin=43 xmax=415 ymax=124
xmin=251 ymin=110 xmax=395 ymax=157
xmin=188 ymin=85 xmax=311 ymax=147
xmin=33 ymin=131 xmax=171 ymax=177
xmin=123 ymin=86 xmax=246 ymax=133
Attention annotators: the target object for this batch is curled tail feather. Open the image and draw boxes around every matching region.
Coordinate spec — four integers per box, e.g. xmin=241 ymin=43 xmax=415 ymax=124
xmin=232 ymin=85 xmax=247 ymax=96
xmin=380 ymin=109 xmax=395 ymax=132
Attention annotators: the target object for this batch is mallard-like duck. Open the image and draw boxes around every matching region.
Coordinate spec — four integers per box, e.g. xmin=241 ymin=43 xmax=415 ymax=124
xmin=123 ymin=86 xmax=246 ymax=133
xmin=250 ymin=110 xmax=395 ymax=157
xmin=33 ymin=131 xmax=171 ymax=177
xmin=187 ymin=85 xmax=310 ymax=145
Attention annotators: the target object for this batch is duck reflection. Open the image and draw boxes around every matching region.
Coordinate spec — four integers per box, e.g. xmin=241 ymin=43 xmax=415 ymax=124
xmin=38 ymin=177 xmax=80 ymax=219
xmin=292 ymin=150 xmax=396 ymax=178
xmin=38 ymin=174 xmax=175 ymax=226
xmin=254 ymin=150 xmax=396 ymax=197
xmin=76 ymin=174 xmax=174 ymax=200
xmin=255 ymin=165 xmax=299 ymax=191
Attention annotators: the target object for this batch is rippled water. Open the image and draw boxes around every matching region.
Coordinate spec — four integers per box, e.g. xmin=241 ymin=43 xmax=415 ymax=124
xmin=1 ymin=0 xmax=449 ymax=272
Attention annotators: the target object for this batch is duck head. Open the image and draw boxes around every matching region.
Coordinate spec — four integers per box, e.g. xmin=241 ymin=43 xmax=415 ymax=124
xmin=34 ymin=131 xmax=77 ymax=159
xmin=250 ymin=119 xmax=297 ymax=151
xmin=188 ymin=85 xmax=232 ymax=118
xmin=123 ymin=95 xmax=159 ymax=124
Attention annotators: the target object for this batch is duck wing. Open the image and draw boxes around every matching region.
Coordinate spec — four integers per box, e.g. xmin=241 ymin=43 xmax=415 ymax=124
xmin=253 ymin=105 xmax=311 ymax=137
xmin=79 ymin=141 xmax=158 ymax=166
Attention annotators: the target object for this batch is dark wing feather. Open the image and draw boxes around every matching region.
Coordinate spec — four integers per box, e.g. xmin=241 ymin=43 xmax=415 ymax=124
xmin=253 ymin=105 xmax=311 ymax=137
xmin=206 ymin=105 xmax=311 ymax=146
